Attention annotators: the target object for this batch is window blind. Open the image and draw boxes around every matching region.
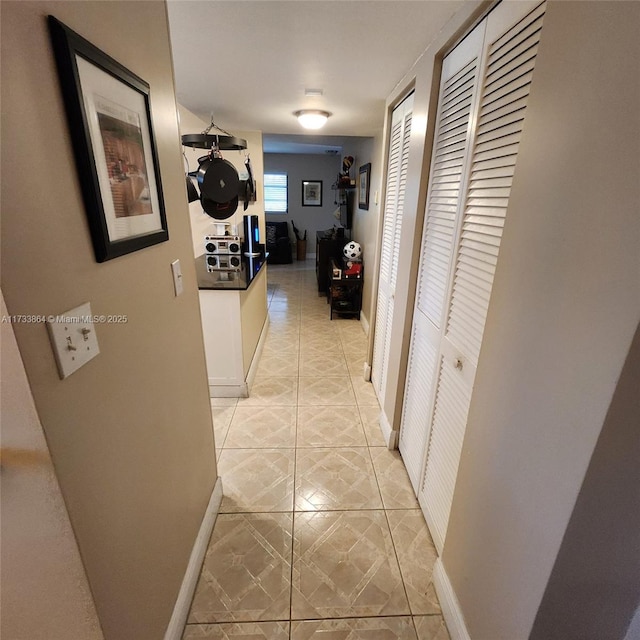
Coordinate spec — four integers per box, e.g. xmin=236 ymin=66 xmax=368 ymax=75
xmin=264 ymin=173 xmax=288 ymax=213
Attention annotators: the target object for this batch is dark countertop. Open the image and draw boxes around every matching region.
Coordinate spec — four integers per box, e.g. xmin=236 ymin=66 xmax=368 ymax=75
xmin=196 ymin=253 xmax=267 ymax=291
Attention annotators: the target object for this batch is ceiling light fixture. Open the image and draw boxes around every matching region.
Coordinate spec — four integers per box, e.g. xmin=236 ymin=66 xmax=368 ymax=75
xmin=294 ymin=109 xmax=331 ymax=130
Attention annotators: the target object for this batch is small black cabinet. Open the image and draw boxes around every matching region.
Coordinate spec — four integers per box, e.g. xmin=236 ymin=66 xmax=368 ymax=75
xmin=316 ymin=231 xmax=343 ymax=294
xmin=328 ymin=259 xmax=363 ymax=320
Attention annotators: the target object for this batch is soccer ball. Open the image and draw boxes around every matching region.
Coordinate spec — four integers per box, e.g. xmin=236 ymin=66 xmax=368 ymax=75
xmin=343 ymin=241 xmax=362 ymax=260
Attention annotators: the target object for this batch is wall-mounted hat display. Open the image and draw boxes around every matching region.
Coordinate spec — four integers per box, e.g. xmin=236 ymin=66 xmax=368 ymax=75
xmin=201 ymin=193 xmax=239 ymax=219
xmin=197 ymin=156 xmax=240 ymax=203
xmin=182 ymin=119 xmax=249 ymax=220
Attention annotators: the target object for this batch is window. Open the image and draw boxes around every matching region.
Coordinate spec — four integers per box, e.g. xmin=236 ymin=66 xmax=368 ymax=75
xmin=264 ymin=173 xmax=288 ymax=213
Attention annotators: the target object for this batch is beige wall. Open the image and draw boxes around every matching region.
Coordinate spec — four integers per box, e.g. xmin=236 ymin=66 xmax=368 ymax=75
xmin=1 ymin=293 xmax=104 ymax=640
xmin=440 ymin=2 xmax=640 ymax=638
xmin=240 ymin=267 xmax=268 ymax=375
xmin=343 ymin=133 xmax=384 ymax=335
xmin=529 ymin=320 xmax=640 ymax=639
xmin=179 ymin=104 xmax=265 ymax=256
xmin=1 ymin=3 xmax=217 ymax=639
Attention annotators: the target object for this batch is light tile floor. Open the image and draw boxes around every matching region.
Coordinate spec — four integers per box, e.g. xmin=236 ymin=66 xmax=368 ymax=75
xmin=184 ymin=262 xmax=449 ymax=640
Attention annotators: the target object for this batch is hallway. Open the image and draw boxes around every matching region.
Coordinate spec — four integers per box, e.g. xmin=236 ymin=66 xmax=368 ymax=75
xmin=182 ymin=262 xmax=449 ymax=639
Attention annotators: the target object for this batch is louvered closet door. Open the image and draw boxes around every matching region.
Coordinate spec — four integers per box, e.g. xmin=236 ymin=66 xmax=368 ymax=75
xmin=372 ymin=93 xmax=414 ymax=400
xmin=399 ymin=25 xmax=485 ymax=493
xmin=420 ymin=0 xmax=547 ymax=553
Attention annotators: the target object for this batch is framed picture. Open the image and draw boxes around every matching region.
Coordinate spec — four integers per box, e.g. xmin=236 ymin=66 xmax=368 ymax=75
xmin=302 ymin=180 xmax=323 ymax=207
xmin=48 ymin=16 xmax=168 ymax=262
xmin=359 ymin=163 xmax=371 ymax=210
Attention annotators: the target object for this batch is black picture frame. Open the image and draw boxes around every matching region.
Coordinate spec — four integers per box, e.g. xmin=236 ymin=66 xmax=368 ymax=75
xmin=302 ymin=180 xmax=323 ymax=207
xmin=359 ymin=163 xmax=371 ymax=210
xmin=48 ymin=16 xmax=168 ymax=262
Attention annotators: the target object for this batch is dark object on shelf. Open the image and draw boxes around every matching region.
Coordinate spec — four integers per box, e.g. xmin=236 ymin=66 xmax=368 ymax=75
xmin=332 ymin=173 xmax=357 ymax=191
xmin=186 ymin=176 xmax=199 ymax=203
xmin=181 ymin=133 xmax=247 ymax=151
xmin=316 ymin=230 xmax=344 ymax=294
xmin=342 ymin=155 xmax=354 ymax=176
xmin=328 ymin=259 xmax=364 ymax=320
xmin=266 ymin=221 xmax=292 ymax=264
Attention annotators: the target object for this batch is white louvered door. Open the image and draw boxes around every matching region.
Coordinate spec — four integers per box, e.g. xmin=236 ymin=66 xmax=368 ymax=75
xmin=399 ymin=26 xmax=485 ymax=493
xmin=372 ymin=93 xmax=414 ymax=400
xmin=421 ymin=1 xmax=547 ymax=552
xmin=396 ymin=0 xmax=547 ymax=553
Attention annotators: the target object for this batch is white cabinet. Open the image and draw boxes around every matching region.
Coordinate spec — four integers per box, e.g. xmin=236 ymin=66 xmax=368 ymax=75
xmin=199 ymin=264 xmax=268 ymax=397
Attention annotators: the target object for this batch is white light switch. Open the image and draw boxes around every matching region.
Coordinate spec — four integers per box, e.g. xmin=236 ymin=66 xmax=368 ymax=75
xmin=46 ymin=302 xmax=100 ymax=379
xmin=171 ymin=259 xmax=183 ymax=296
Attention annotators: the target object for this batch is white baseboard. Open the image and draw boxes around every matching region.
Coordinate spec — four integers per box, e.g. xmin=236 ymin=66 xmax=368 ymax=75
xmin=164 ymin=477 xmax=223 ymax=640
xmin=208 ymin=383 xmax=248 ymax=398
xmin=246 ymin=315 xmax=270 ymax=394
xmin=360 ymin=312 xmax=370 ymax=337
xmin=208 ymin=316 xmax=270 ymax=399
xmin=378 ymin=411 xmax=399 ymax=450
xmin=420 ymin=497 xmax=445 ymax=555
xmin=433 ymin=558 xmax=471 ymax=640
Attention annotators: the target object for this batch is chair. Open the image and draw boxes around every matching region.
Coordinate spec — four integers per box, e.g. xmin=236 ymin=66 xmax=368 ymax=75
xmin=265 ymin=221 xmax=293 ymax=264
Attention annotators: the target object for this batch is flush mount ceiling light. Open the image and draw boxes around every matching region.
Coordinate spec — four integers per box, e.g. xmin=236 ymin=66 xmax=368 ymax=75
xmin=294 ymin=109 xmax=331 ymax=130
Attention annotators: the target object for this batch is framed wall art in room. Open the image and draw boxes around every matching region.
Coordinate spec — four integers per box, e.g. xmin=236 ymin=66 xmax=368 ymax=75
xmin=302 ymin=180 xmax=322 ymax=207
xmin=359 ymin=163 xmax=371 ymax=210
xmin=48 ymin=16 xmax=168 ymax=262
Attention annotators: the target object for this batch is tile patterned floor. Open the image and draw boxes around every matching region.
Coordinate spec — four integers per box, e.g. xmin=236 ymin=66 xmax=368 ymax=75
xmin=186 ymin=262 xmax=449 ymax=640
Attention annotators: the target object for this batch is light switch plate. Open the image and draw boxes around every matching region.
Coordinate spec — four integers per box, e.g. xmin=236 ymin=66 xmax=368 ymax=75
xmin=46 ymin=302 xmax=100 ymax=379
xmin=171 ymin=259 xmax=183 ymax=296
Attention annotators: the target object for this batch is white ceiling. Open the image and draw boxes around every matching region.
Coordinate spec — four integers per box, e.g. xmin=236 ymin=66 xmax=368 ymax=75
xmin=167 ymin=0 xmax=466 ymax=140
